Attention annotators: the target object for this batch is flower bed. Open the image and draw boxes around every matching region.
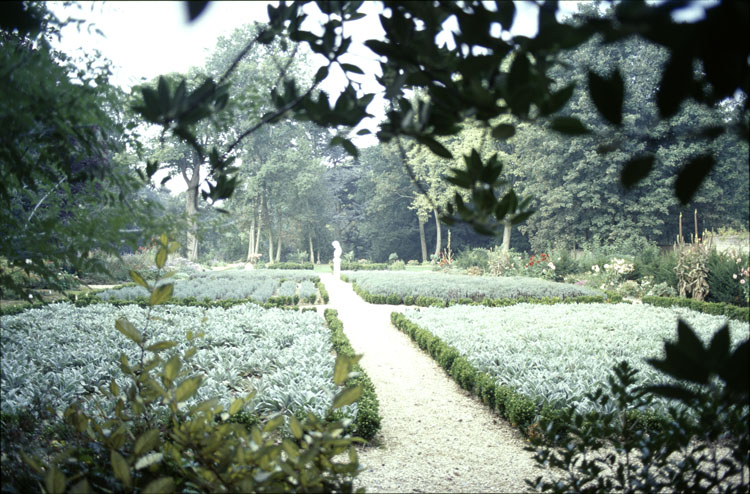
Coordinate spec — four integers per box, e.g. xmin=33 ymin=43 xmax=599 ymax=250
xmin=343 ymin=271 xmax=603 ymax=305
xmin=1 ymin=303 xmax=355 ymax=424
xmin=399 ymin=303 xmax=749 ymax=417
xmin=96 ymin=269 xmax=321 ymax=304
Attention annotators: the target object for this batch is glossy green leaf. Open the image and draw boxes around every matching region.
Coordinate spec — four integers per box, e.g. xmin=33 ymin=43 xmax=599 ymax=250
xmin=134 ymin=429 xmax=160 ymax=456
xmin=150 ymin=283 xmax=173 ymax=306
xmin=416 ymin=136 xmax=452 ymax=159
xmin=289 ymin=416 xmax=303 ymax=439
xmin=164 ymin=356 xmax=181 ymax=382
xmin=332 ymin=384 xmax=362 ymax=409
xmin=621 ymin=154 xmax=656 ymax=189
xmin=146 ymin=341 xmax=177 ymax=353
xmin=155 ymin=247 xmax=167 ymax=268
xmin=175 ymin=376 xmax=202 ymax=402
xmin=264 ymin=414 xmax=285 ymax=432
xmin=186 ymin=1 xmax=209 ymax=21
xmin=143 ymin=477 xmax=175 ymax=494
xmin=229 ymin=398 xmax=244 ymax=416
xmin=115 ymin=318 xmax=142 ymax=344
xmin=45 ymin=465 xmax=66 ymax=494
xmin=588 ymin=69 xmax=624 ymax=125
xmin=550 ymin=117 xmax=589 ymax=135
xmin=675 ymin=154 xmax=714 ymax=205
xmin=511 ymin=210 xmax=535 ymax=225
xmin=491 ymin=124 xmax=516 ymax=139
xmin=129 ymin=270 xmax=149 ymax=289
xmin=110 ymin=450 xmax=131 ymax=488
xmin=340 ymin=63 xmax=364 ymax=74
xmin=69 ymin=479 xmax=91 ymax=494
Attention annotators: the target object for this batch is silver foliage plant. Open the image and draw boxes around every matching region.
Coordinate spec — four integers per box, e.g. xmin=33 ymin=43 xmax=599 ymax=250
xmin=346 ymin=271 xmax=603 ymax=301
xmin=403 ymin=303 xmax=749 ymax=416
xmin=1 ymin=302 xmax=354 ymax=421
xmin=96 ymin=269 xmax=319 ymax=302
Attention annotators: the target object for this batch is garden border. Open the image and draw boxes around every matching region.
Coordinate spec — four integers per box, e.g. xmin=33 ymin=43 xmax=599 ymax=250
xmin=643 ymin=296 xmax=749 ymax=322
xmin=390 ymin=312 xmax=674 ymax=443
xmin=344 ymin=278 xmax=622 ymax=307
xmin=324 ymin=309 xmax=381 ymax=440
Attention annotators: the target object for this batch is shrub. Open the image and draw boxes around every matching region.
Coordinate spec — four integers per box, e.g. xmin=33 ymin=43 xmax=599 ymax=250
xmin=466 ymin=266 xmax=483 ymax=276
xmin=618 ymin=279 xmax=641 ymax=298
xmin=645 ymin=281 xmax=677 ymax=298
xmin=388 ymin=260 xmax=406 ymax=270
xmin=547 ymin=249 xmax=581 ymax=279
xmin=675 ymin=240 xmax=710 ymax=300
xmin=407 ymin=259 xmax=420 ymax=266
xmin=634 ymin=244 xmax=678 ymax=288
xmin=707 ymin=249 xmax=749 ymax=307
xmin=487 ymin=249 xmax=526 ymax=277
xmin=454 ymin=247 xmax=490 ymax=270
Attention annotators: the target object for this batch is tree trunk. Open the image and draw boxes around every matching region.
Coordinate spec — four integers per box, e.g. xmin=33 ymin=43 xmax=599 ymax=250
xmin=433 ymin=208 xmax=442 ymax=259
xmin=275 ymin=233 xmax=282 ymax=263
xmin=309 ymin=233 xmax=315 ymax=264
xmin=275 ymin=212 xmax=282 ymax=263
xmin=246 ymin=217 xmax=256 ymax=262
xmin=502 ymin=221 xmax=512 ymax=252
xmin=418 ymin=215 xmax=427 ymax=263
xmin=255 ymin=193 xmax=265 ymax=259
xmin=267 ymin=229 xmax=274 ymax=265
xmin=180 ymin=153 xmax=201 ymax=263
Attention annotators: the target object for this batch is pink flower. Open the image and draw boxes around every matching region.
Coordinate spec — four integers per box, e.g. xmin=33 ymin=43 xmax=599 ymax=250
xmin=741 ymin=279 xmax=746 ymax=285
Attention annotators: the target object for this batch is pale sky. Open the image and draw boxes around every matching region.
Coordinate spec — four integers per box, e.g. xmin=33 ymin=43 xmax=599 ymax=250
xmin=43 ymin=0 xmax=712 ymax=194
xmin=46 ymin=1 xmax=714 ymax=119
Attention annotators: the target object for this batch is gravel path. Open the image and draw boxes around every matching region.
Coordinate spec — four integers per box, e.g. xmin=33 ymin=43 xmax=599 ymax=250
xmin=318 ymin=273 xmax=541 ymax=493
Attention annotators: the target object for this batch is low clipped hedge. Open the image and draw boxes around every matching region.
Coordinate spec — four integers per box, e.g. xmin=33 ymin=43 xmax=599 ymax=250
xmin=352 ymin=282 xmax=620 ymax=307
xmin=339 ymin=262 xmax=388 ymax=271
xmin=324 ymin=309 xmax=381 ymax=440
xmin=390 ymin=312 xmax=673 ymax=440
xmin=316 ymin=280 xmax=330 ymax=304
xmin=390 ymin=312 xmax=539 ymax=432
xmin=265 ymin=262 xmax=315 ymax=270
xmin=643 ymin=296 xmax=749 ymax=322
xmin=0 ymin=296 xmax=317 ymax=317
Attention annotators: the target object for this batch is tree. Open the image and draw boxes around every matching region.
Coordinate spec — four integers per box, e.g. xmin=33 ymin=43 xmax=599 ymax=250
xmin=493 ymin=8 xmax=749 ymax=251
xmin=4 ymin=0 xmax=748 ymax=282
xmin=0 ymin=4 xmax=165 ymax=295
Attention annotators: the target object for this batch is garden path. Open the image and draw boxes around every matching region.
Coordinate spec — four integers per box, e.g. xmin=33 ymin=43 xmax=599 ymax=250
xmin=317 ymin=273 xmax=540 ymax=493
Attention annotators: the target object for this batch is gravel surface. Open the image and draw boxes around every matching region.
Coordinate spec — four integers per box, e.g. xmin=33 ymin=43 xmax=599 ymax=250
xmin=318 ymin=273 xmax=541 ymax=493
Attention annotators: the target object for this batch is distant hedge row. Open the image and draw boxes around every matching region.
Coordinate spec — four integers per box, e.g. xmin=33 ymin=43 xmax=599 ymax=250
xmin=265 ymin=262 xmax=315 ymax=270
xmin=643 ymin=296 xmax=749 ymax=322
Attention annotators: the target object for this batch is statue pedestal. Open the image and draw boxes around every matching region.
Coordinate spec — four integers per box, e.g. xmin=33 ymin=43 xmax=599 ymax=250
xmin=333 ymin=259 xmax=341 ymax=279
xmin=332 ymin=240 xmax=342 ymax=280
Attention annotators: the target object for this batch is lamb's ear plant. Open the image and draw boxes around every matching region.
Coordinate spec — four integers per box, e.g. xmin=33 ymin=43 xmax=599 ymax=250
xmin=23 ymin=235 xmax=364 ymax=493
xmin=527 ymin=319 xmax=749 ymax=493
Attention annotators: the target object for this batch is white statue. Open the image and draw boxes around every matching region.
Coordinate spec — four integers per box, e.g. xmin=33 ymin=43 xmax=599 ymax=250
xmin=332 ymin=240 xmax=342 ymax=279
